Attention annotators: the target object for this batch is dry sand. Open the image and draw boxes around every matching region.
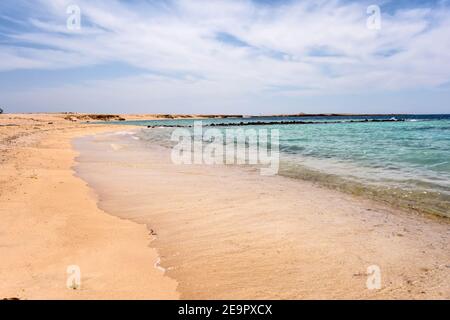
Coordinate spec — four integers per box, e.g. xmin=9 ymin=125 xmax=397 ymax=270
xmin=0 ymin=114 xmax=178 ymax=299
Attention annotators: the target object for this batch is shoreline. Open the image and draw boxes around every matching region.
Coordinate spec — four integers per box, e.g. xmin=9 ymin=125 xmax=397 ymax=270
xmin=1 ymin=113 xmax=449 ymax=299
xmin=74 ymin=130 xmax=449 ymax=299
xmin=5 ymin=112 xmax=445 ymax=125
xmin=0 ymin=115 xmax=178 ymax=299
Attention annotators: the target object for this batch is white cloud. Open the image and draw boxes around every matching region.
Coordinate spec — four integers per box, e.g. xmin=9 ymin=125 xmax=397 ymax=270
xmin=1 ymin=0 xmax=450 ymax=112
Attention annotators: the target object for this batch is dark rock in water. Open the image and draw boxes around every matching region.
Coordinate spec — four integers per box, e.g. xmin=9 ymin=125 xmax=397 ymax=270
xmin=146 ymin=117 xmax=405 ymax=128
xmin=64 ymin=114 xmax=125 ymax=122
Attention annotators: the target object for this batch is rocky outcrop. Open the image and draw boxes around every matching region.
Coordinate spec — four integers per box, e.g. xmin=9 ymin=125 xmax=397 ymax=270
xmin=63 ymin=114 xmax=126 ymax=122
xmin=147 ymin=118 xmax=405 ymax=128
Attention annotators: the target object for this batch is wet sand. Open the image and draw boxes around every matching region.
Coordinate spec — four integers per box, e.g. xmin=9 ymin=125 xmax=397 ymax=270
xmin=74 ymin=130 xmax=450 ymax=299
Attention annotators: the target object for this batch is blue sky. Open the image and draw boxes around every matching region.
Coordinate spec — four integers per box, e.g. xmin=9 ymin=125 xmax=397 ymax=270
xmin=1 ymin=0 xmax=450 ymax=114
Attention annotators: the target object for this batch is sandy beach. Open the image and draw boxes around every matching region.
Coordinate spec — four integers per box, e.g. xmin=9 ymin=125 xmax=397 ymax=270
xmin=0 ymin=114 xmax=178 ymax=299
xmin=1 ymin=113 xmax=449 ymax=299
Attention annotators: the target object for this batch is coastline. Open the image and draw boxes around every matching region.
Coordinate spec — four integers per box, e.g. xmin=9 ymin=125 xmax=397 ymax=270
xmin=0 ymin=114 xmax=178 ymax=299
xmin=1 ymin=113 xmax=449 ymax=299
xmin=74 ymin=130 xmax=449 ymax=299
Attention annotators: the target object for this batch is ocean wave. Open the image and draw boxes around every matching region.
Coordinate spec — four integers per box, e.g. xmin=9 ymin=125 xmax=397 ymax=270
xmin=110 ymin=131 xmax=137 ymax=136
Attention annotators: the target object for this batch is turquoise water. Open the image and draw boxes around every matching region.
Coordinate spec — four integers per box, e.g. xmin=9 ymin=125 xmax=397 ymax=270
xmin=109 ymin=115 xmax=450 ymax=217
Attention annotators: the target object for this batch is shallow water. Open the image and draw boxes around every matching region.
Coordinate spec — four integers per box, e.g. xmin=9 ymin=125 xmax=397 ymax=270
xmin=73 ymin=132 xmax=450 ymax=299
xmin=107 ymin=115 xmax=450 ymax=217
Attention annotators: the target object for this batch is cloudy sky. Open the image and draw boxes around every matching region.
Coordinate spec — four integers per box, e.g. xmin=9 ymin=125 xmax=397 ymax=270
xmin=1 ymin=0 xmax=450 ymax=114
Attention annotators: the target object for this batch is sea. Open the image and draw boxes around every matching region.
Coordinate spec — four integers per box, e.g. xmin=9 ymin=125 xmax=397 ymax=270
xmin=105 ymin=114 xmax=450 ymax=218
